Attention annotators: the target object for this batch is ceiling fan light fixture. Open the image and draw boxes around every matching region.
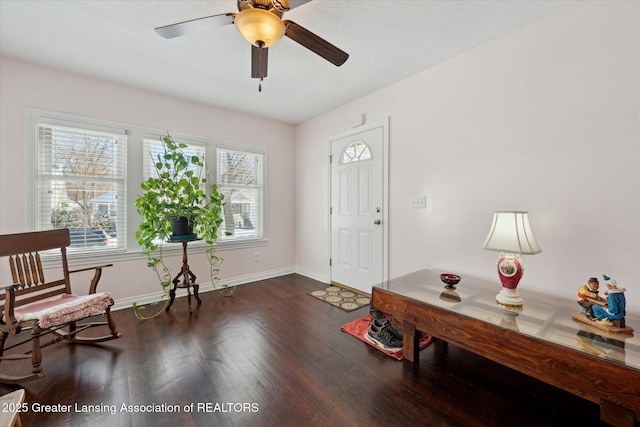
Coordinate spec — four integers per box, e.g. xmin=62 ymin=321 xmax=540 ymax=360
xmin=235 ymin=8 xmax=285 ymax=48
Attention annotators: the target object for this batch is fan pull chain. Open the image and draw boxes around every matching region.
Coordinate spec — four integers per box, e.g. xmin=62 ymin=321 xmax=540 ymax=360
xmin=258 ymin=74 xmax=264 ymax=92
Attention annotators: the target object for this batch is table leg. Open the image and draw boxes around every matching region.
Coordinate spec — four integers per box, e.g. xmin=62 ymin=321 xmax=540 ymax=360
xmin=166 ymin=285 xmax=177 ymax=312
xmin=186 ymin=280 xmax=192 ymax=314
xmin=193 ymin=283 xmax=202 ymax=305
xmin=166 ymin=267 xmax=182 ymax=312
xmin=402 ymin=320 xmax=420 ymax=363
xmin=600 ymin=398 xmax=636 ymax=427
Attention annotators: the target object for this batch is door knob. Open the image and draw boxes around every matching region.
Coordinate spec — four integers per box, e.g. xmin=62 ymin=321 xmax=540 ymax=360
xmin=373 ymin=219 xmax=381 ymax=225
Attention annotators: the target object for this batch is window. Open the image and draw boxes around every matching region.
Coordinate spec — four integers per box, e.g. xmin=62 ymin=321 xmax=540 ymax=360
xmin=216 ymin=147 xmax=264 ymax=241
xmin=141 ymin=137 xmax=206 ymax=247
xmin=143 ymin=140 xmax=265 ymax=244
xmin=142 ymin=137 xmax=206 ymax=183
xmin=341 ymin=140 xmax=372 ymax=163
xmin=29 ymin=109 xmax=266 ymax=260
xmin=35 ymin=120 xmax=127 ymax=254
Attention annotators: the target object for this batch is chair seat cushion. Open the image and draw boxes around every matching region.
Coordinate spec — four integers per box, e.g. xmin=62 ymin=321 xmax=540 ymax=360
xmin=14 ymin=292 xmax=113 ymax=329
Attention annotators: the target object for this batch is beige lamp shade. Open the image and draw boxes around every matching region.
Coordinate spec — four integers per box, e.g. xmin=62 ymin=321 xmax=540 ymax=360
xmin=235 ymin=8 xmax=285 ymax=47
xmin=483 ymin=211 xmax=541 ymax=255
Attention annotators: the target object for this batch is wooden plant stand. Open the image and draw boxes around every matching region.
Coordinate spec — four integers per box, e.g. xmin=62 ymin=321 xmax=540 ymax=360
xmin=166 ymin=239 xmax=202 ymax=314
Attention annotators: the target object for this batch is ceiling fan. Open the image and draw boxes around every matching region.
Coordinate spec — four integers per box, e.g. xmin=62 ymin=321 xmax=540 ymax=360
xmin=155 ymin=0 xmax=349 ymax=91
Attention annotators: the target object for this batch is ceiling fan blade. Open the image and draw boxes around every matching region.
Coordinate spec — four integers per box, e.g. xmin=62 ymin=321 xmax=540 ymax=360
xmin=155 ymin=13 xmax=235 ymax=39
xmin=280 ymin=0 xmax=314 ymax=11
xmin=251 ymin=45 xmax=269 ymax=79
xmin=283 ymin=21 xmax=348 ymax=66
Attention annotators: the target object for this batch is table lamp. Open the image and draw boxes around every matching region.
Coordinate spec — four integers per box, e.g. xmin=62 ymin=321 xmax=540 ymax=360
xmin=483 ymin=211 xmax=541 ymax=307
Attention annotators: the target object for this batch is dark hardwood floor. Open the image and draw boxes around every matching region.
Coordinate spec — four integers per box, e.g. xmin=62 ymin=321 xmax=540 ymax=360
xmin=0 ymin=274 xmax=607 ymax=427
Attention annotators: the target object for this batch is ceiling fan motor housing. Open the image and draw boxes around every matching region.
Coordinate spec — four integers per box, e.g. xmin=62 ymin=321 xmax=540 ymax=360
xmin=238 ymin=0 xmax=288 ymax=15
xmin=235 ymin=7 xmax=285 ymax=47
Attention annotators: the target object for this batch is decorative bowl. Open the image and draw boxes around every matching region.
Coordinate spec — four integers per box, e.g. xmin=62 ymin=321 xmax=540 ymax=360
xmin=440 ymin=273 xmax=461 ymax=289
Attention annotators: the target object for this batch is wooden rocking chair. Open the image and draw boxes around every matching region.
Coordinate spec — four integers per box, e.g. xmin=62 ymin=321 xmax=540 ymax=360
xmin=0 ymin=229 xmax=121 ymax=384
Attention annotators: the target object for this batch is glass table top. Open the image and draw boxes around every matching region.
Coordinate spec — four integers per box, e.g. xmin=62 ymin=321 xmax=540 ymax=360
xmin=378 ymin=269 xmax=640 ymax=371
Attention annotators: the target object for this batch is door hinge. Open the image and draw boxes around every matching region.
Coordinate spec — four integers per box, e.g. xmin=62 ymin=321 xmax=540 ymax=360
xmin=330 ymin=206 xmax=333 ymax=215
xmin=329 ymin=155 xmax=333 ymax=164
xmin=329 ymin=258 xmax=332 ymax=267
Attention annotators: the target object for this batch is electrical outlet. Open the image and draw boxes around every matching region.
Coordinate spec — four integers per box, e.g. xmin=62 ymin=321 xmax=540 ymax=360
xmin=253 ymin=252 xmax=260 ymax=262
xmin=410 ymin=195 xmax=427 ymax=209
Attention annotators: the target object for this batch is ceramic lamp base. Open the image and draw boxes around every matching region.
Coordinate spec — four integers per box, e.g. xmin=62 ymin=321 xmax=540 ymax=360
xmin=496 ymin=287 xmax=524 ymax=308
xmin=495 ymin=253 xmax=524 ymax=307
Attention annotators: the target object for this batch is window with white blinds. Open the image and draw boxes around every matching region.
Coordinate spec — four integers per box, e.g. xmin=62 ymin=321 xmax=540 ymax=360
xmin=216 ymin=147 xmax=264 ymax=241
xmin=142 ymin=137 xmax=206 ymax=181
xmin=35 ymin=121 xmax=127 ymax=254
xmin=144 ymin=139 xmax=265 ymax=243
xmin=28 ymin=109 xmax=267 ymax=260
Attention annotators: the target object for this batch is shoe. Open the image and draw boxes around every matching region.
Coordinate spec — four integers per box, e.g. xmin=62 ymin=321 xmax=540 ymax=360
xmin=597 ymin=319 xmax=613 ymax=326
xmin=370 ymin=306 xmax=403 ymax=340
xmin=369 ymin=306 xmax=386 ymax=324
xmin=365 ymin=322 xmax=403 ymax=352
xmin=389 ymin=317 xmax=404 ymax=340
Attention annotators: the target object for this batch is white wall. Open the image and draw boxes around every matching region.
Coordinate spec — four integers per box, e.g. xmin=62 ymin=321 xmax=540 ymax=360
xmin=0 ymin=57 xmax=297 ymax=303
xmin=295 ymin=2 xmax=640 ymax=311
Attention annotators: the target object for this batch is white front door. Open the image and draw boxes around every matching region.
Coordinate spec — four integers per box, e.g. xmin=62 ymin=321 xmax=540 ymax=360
xmin=330 ymin=121 xmax=387 ymax=294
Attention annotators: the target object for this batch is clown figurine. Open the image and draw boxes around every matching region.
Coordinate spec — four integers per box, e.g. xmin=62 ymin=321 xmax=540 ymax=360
xmin=593 ymin=275 xmax=627 ymax=327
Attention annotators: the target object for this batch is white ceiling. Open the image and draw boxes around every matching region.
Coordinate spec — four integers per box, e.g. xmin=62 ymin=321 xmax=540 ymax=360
xmin=0 ymin=0 xmax=576 ymax=124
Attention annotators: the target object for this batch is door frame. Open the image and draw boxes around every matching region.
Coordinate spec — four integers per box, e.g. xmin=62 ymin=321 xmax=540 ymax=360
xmin=327 ymin=117 xmax=389 ymax=291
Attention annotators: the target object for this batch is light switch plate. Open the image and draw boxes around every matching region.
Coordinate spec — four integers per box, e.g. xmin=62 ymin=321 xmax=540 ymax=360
xmin=410 ymin=195 xmax=427 ymax=209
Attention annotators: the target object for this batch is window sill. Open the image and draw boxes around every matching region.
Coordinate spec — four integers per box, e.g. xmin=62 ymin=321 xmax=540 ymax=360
xmin=40 ymin=238 xmax=269 ymax=269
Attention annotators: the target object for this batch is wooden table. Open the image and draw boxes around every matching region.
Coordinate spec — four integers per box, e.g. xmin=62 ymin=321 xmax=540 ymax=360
xmin=372 ymin=269 xmax=640 ymax=427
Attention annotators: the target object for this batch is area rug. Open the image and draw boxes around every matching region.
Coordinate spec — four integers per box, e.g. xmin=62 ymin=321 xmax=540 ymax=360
xmin=341 ymin=314 xmax=433 ymax=360
xmin=308 ymin=285 xmax=371 ymax=312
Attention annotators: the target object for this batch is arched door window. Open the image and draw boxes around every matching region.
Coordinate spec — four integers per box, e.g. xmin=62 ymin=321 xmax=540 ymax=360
xmin=340 ymin=140 xmax=372 ymax=164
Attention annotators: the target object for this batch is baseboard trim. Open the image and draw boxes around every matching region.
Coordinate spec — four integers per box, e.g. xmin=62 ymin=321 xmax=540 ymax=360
xmin=112 ymin=266 xmax=296 ymax=312
xmin=294 ymin=266 xmax=329 ymax=284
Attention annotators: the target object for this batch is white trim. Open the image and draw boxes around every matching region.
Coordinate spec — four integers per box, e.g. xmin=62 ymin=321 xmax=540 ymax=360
xmin=112 ymin=266 xmax=295 ymax=311
xmin=294 ymin=265 xmax=329 ymax=284
xmin=381 ymin=118 xmax=390 ymax=289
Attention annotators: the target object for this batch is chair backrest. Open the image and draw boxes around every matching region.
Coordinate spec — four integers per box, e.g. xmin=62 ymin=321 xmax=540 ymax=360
xmin=0 ymin=229 xmax=72 ymax=309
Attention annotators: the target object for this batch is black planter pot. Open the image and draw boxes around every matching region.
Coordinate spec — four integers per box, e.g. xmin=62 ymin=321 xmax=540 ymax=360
xmin=169 ymin=216 xmax=195 ymax=239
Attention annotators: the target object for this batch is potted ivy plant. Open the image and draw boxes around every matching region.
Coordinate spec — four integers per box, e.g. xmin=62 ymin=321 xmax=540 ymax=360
xmin=134 ymin=133 xmax=232 ymax=319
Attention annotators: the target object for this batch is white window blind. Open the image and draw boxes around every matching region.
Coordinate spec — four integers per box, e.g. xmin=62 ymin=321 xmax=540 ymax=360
xmin=36 ymin=122 xmax=127 ymax=254
xmin=142 ymin=137 xmax=206 ymax=181
xmin=29 ymin=109 xmax=267 ymax=261
xmin=142 ymin=137 xmax=207 ymax=247
xmin=216 ymin=147 xmax=264 ymax=241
